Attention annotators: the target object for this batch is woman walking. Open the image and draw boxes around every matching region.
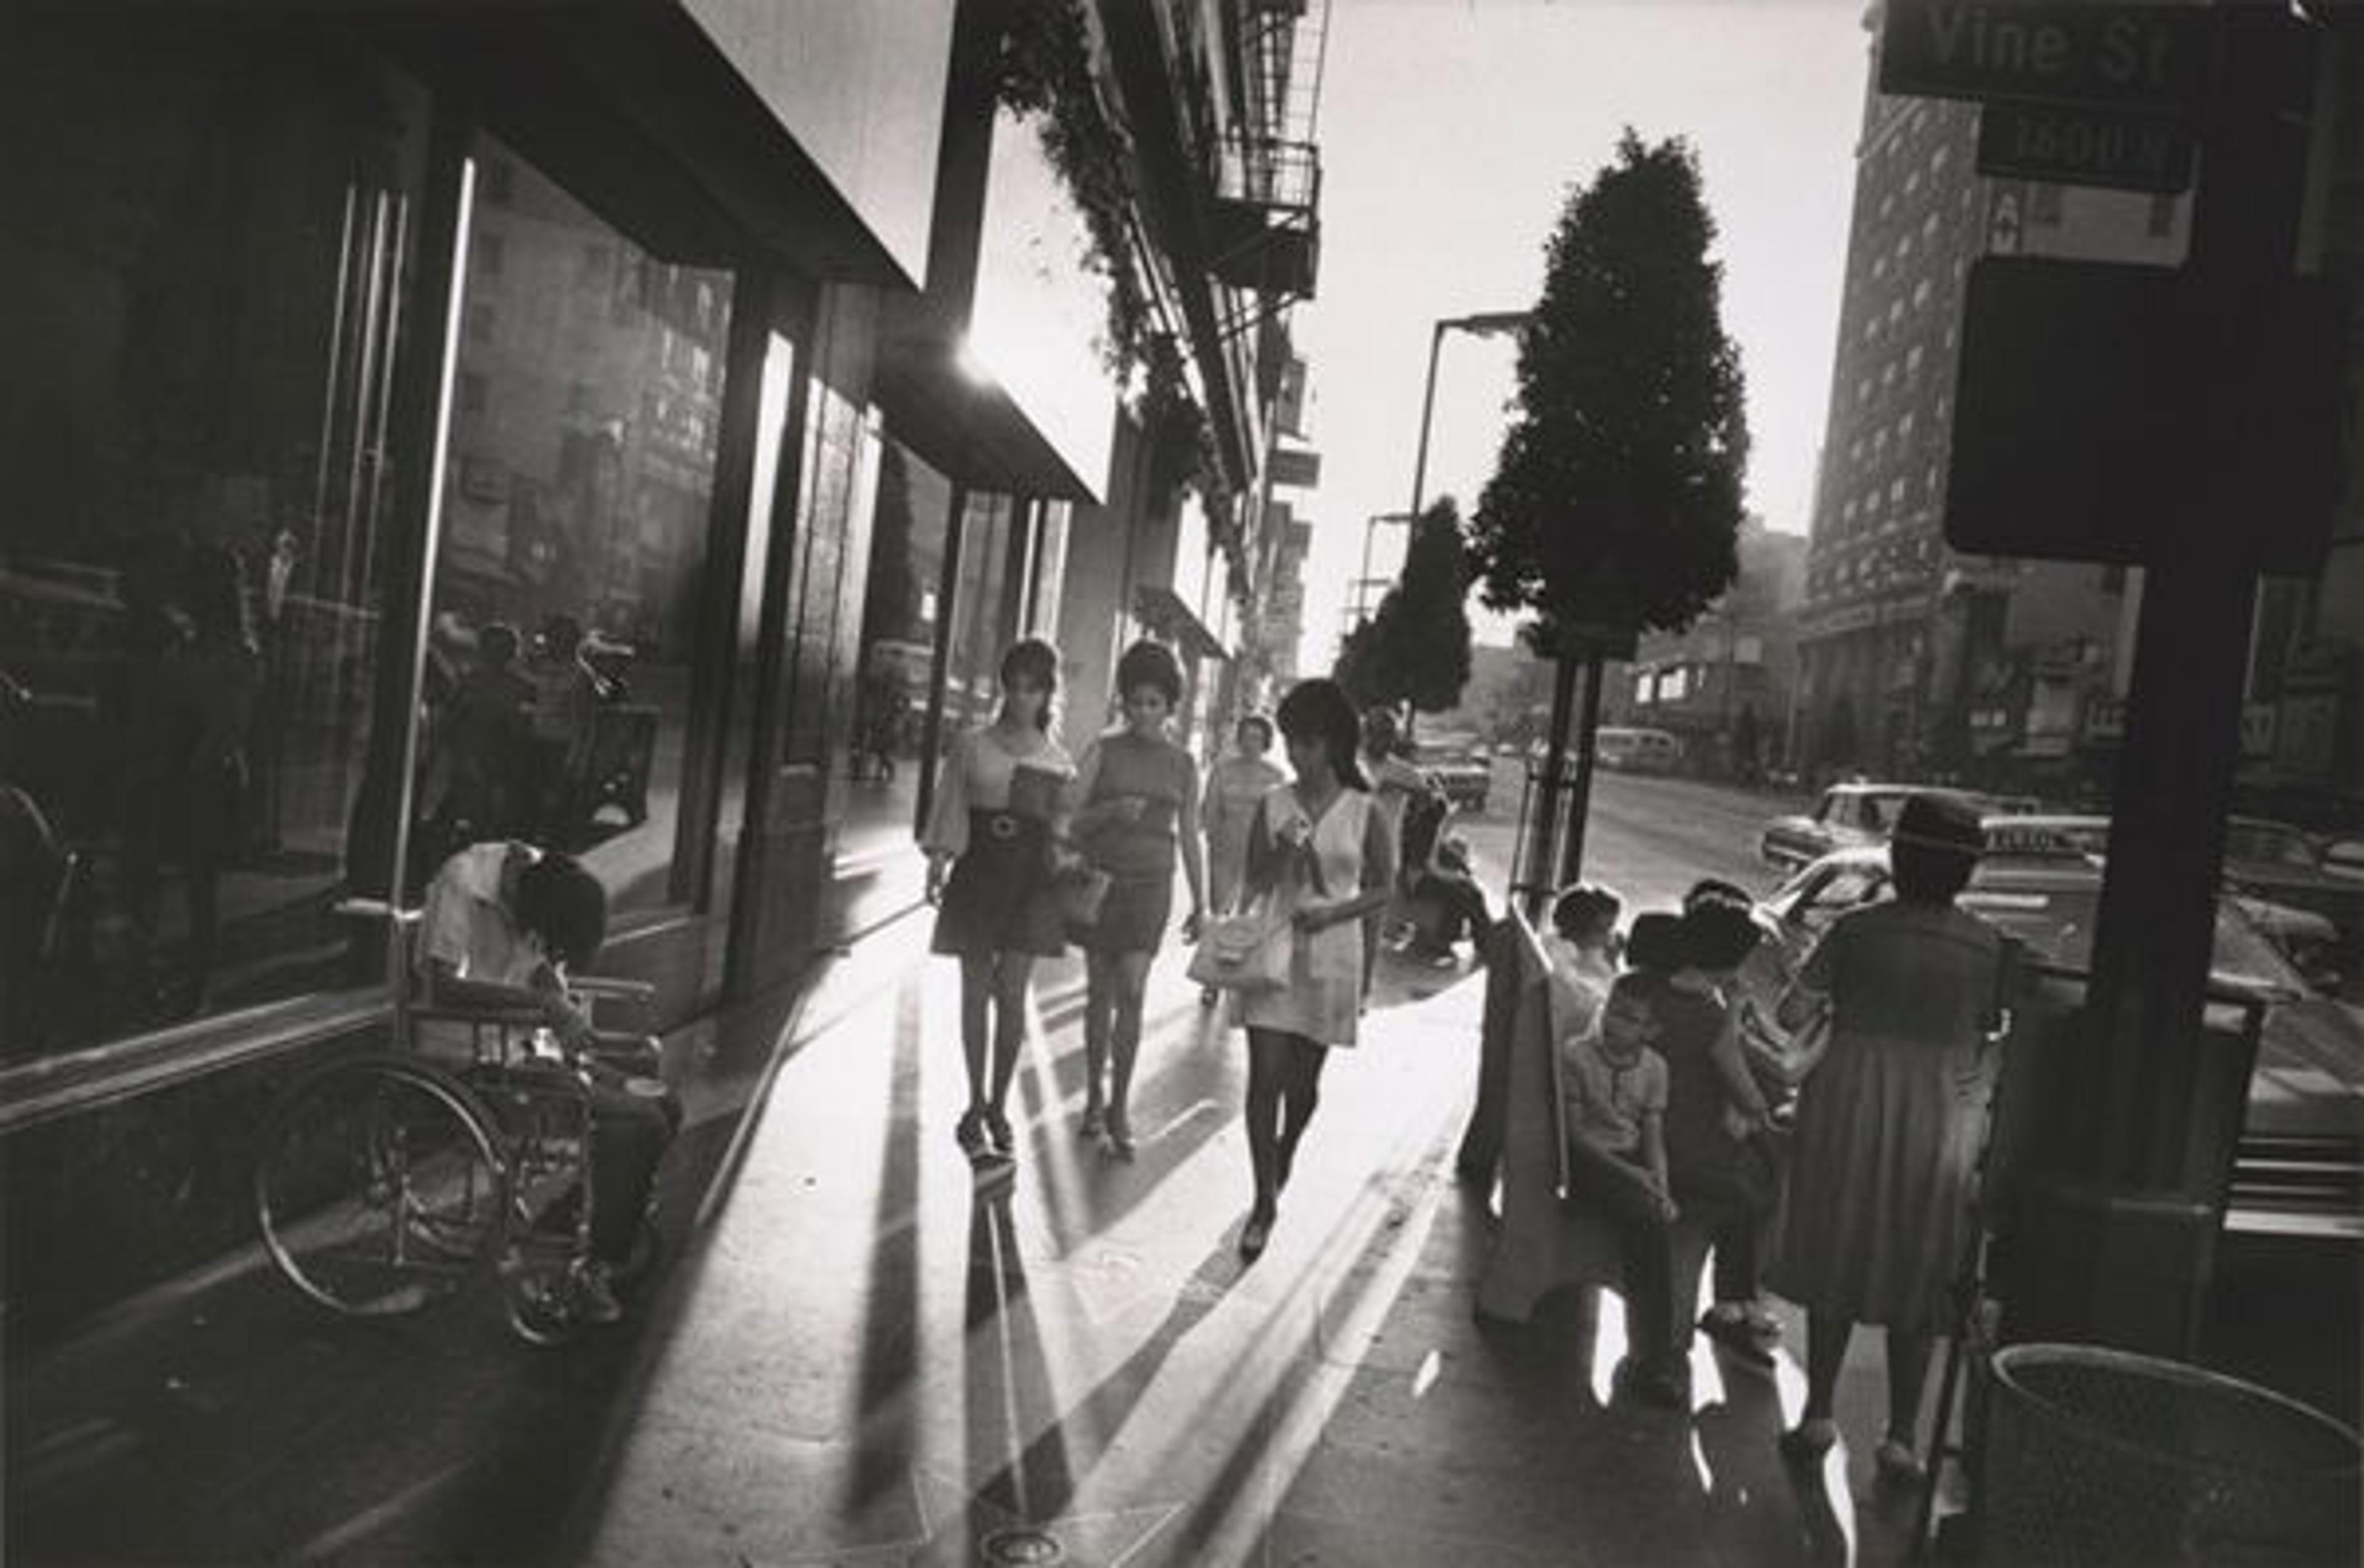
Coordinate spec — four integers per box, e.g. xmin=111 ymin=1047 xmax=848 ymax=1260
xmin=1202 ymin=714 xmax=1287 ymax=915
xmin=1199 ymin=714 xmax=1287 ymax=1005
xmin=923 ymin=638 xmax=1074 ymax=1176
xmin=1770 ymin=792 xmax=2006 ymax=1481
xmin=1233 ymin=678 xmax=1397 ymax=1260
xmin=1069 ymin=640 xmax=1207 ymax=1159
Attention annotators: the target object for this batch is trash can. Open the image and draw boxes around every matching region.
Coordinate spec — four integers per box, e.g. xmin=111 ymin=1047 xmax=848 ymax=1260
xmin=1981 ymin=1343 xmax=2361 ymax=1567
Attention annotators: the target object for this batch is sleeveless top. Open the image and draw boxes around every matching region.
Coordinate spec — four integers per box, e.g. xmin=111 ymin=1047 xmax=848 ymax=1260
xmin=1079 ymin=730 xmax=1194 ymax=880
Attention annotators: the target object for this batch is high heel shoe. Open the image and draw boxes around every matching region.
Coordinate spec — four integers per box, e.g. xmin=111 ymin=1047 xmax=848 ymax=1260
xmin=1079 ymin=1103 xmax=1105 ymax=1140
xmin=1104 ymin=1107 xmax=1135 ymax=1162
xmin=983 ymin=1106 xmax=1016 ymax=1158
xmin=1238 ymin=1208 xmax=1275 ymax=1262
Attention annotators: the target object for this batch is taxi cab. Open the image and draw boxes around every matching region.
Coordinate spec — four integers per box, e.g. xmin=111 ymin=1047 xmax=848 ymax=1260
xmin=1736 ymin=830 xmax=2364 ymax=1244
xmin=1757 ymin=781 xmax=2032 ymax=872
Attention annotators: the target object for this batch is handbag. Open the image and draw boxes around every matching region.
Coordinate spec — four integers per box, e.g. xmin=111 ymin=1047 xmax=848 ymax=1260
xmin=1188 ymin=900 xmax=1292 ymax=994
xmin=1052 ymin=864 xmax=1113 ymax=931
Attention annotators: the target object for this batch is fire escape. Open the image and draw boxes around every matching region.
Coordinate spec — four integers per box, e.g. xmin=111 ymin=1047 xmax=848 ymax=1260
xmin=1207 ymin=0 xmax=1328 ymax=339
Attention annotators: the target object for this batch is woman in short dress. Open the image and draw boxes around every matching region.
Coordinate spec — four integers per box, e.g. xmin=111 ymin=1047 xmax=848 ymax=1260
xmin=1069 ymin=640 xmax=1206 ymax=1159
xmin=1770 ymin=792 xmax=2005 ymax=1481
xmin=1233 ymin=678 xmax=1397 ymax=1260
xmin=923 ymin=638 xmax=1074 ymax=1174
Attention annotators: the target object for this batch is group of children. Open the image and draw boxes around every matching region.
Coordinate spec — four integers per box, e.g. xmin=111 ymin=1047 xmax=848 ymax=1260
xmin=1539 ymin=877 xmax=1789 ymax=1407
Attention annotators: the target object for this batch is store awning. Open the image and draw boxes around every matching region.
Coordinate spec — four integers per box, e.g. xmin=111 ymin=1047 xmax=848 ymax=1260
xmin=1134 ymin=584 xmax=1229 ymax=664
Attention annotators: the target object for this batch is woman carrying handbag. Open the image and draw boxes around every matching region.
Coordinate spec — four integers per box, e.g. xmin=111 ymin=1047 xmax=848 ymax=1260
xmin=1228 ymin=678 xmax=1397 ymax=1261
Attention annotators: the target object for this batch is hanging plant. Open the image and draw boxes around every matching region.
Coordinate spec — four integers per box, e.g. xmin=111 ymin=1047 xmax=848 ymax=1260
xmin=991 ymin=0 xmax=1155 ymax=386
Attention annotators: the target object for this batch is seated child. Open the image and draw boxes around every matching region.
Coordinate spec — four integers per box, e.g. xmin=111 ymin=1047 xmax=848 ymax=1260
xmin=1540 ymin=882 xmax=1622 ymax=1045
xmin=1559 ymin=972 xmax=1684 ymax=1406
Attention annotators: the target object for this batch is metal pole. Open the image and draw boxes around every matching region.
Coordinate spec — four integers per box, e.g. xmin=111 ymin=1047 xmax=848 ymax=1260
xmin=1409 ymin=318 xmax=1447 ymax=520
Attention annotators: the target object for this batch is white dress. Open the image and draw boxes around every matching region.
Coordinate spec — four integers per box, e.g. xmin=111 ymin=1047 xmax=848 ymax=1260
xmin=1239 ymin=786 xmax=1377 ymax=1048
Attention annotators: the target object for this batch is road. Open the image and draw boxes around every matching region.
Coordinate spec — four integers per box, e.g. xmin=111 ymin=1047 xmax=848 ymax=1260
xmin=1451 ymin=758 xmax=1807 ymax=919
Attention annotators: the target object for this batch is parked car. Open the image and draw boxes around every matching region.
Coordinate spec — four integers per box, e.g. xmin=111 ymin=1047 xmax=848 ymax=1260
xmin=1757 ymin=781 xmax=2032 ymax=872
xmin=1593 ymin=726 xmax=1681 ymax=774
xmin=1409 ymin=736 xmax=1492 ymax=813
xmin=1987 ymin=813 xmax=2350 ymax=991
xmin=1734 ymin=842 xmax=2364 ymax=1243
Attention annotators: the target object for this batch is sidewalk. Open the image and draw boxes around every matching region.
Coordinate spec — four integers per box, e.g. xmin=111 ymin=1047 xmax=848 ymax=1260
xmin=553 ymin=920 xmax=1932 ymax=1567
xmin=6 ymin=907 xmax=1939 ymax=1566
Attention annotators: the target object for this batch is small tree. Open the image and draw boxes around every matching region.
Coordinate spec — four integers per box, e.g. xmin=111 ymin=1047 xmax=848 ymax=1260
xmin=1332 ymin=497 xmax=1475 ymax=726
xmin=1469 ymin=130 xmax=1748 ymax=903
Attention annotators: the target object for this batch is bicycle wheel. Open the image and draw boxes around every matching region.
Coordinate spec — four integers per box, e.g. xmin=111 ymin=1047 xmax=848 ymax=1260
xmin=255 ymin=1055 xmax=509 ymax=1317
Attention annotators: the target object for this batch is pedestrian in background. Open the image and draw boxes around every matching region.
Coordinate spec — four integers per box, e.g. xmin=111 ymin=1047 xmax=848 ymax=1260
xmin=923 ymin=637 xmax=1074 ymax=1177
xmin=1199 ymin=712 xmax=1287 ymax=1005
xmin=1234 ymin=678 xmax=1398 ymax=1260
xmin=1770 ymin=792 xmax=2005 ymax=1482
xmin=1069 ymin=640 xmax=1207 ymax=1160
xmin=1201 ymin=714 xmax=1286 ymax=915
xmin=1356 ymin=705 xmax=1436 ymax=987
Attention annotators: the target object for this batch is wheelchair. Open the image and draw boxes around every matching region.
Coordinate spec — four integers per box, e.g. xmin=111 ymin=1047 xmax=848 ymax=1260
xmin=254 ymin=928 xmax=662 ymax=1346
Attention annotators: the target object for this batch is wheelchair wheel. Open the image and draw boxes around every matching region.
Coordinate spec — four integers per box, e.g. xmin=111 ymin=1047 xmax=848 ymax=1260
xmin=256 ymin=1055 xmax=509 ymax=1317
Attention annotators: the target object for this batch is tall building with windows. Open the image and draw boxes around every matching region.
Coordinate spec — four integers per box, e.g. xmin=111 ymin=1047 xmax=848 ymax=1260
xmin=1795 ymin=17 xmax=2189 ymax=793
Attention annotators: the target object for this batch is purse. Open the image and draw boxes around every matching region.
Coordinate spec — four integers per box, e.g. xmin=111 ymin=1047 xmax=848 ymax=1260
xmin=1187 ymin=901 xmax=1292 ymax=993
xmin=1052 ymin=864 xmax=1113 ymax=931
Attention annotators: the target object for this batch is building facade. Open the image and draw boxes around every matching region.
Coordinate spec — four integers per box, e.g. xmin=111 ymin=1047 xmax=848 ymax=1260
xmin=0 ymin=0 xmax=1316 ymax=1337
xmin=1616 ymin=518 xmax=1806 ymax=779
xmin=1798 ymin=5 xmax=2358 ymax=822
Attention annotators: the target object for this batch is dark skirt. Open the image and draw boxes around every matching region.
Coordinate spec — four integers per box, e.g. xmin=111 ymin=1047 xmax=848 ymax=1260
xmin=1081 ymin=871 xmax=1174 ymax=956
xmin=931 ymin=810 xmax=1065 ymax=958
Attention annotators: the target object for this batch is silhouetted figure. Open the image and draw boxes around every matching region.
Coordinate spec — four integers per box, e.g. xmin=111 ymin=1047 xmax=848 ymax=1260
xmin=120 ymin=544 xmax=260 ymax=1013
xmin=431 ymin=621 xmax=534 ymax=851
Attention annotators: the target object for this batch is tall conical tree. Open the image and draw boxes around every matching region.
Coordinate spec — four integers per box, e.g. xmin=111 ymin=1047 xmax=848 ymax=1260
xmin=1468 ymin=130 xmax=1748 ymax=904
xmin=1333 ymin=496 xmax=1476 ymax=724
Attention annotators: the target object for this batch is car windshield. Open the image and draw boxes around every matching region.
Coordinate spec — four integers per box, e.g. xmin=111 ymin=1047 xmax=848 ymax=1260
xmin=1956 ymin=882 xmax=2310 ymax=997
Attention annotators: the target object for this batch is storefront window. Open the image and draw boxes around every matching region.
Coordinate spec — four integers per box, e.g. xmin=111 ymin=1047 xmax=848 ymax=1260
xmin=0 ymin=30 xmax=432 ymax=1053
xmin=417 ymin=132 xmax=734 ymax=920
xmin=837 ymin=438 xmax=954 ymax=883
xmin=943 ymin=491 xmax=1021 ymax=742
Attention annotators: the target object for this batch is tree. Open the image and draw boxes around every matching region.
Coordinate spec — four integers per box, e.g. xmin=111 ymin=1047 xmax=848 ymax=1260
xmin=1468 ymin=131 xmax=1748 ymax=904
xmin=1330 ymin=496 xmax=1475 ymax=724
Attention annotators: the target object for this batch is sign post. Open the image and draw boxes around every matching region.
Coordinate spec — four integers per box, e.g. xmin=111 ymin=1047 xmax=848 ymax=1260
xmin=1882 ymin=0 xmax=2339 ymax=1358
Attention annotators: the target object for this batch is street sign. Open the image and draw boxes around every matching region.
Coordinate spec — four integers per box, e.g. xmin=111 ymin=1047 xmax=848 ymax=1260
xmin=1880 ymin=2 xmax=2213 ymax=115
xmin=1976 ymin=101 xmax=2194 ymax=193
xmin=1945 ymin=257 xmax=2345 ymax=573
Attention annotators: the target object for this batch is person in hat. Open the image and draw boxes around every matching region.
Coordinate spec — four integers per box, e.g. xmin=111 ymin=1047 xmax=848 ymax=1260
xmin=1767 ymin=791 xmax=2007 ymax=1483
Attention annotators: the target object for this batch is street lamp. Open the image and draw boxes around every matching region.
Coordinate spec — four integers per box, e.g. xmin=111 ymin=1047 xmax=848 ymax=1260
xmin=1409 ymin=310 xmax=1531 ymax=522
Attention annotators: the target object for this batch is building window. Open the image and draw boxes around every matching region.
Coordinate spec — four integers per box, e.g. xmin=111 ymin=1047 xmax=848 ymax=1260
xmin=0 ymin=33 xmax=435 ymax=1051
xmin=430 ymin=128 xmax=739 ymax=920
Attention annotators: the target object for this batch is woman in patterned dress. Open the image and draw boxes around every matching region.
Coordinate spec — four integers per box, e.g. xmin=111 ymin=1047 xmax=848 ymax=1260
xmin=923 ymin=638 xmax=1074 ymax=1175
xmin=1232 ymin=678 xmax=1399 ymax=1260
xmin=1069 ymin=640 xmax=1207 ymax=1159
xmin=1770 ymin=792 xmax=2005 ymax=1481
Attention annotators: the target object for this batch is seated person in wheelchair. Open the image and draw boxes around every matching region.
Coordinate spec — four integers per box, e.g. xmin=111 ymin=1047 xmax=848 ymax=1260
xmin=416 ymin=840 xmax=679 ymax=1319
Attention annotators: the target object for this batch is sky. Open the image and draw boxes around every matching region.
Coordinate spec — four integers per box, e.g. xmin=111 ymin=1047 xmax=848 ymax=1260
xmin=1290 ymin=0 xmax=1871 ymax=663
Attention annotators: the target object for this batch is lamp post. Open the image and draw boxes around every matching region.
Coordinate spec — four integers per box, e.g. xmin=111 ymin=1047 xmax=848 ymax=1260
xmin=1409 ymin=310 xmax=1531 ymax=522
